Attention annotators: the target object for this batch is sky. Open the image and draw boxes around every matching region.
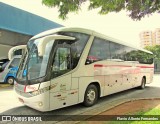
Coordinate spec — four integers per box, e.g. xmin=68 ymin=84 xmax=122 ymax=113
xmin=1 ymin=0 xmax=160 ymax=47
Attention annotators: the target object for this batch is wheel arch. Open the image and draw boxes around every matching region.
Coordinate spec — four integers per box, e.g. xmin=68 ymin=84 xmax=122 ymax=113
xmin=138 ymin=75 xmax=147 ymax=89
xmin=85 ymin=82 xmax=101 ymax=98
xmin=142 ymin=76 xmax=146 ymax=83
xmin=83 ymin=82 xmax=101 ymax=106
xmin=78 ymin=77 xmax=103 ymax=103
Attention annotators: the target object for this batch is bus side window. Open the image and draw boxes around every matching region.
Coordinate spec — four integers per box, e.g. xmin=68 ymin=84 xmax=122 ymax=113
xmin=110 ymin=42 xmax=125 ymax=61
xmin=59 ymin=32 xmax=89 ymax=68
xmin=86 ymin=37 xmax=110 ymax=64
xmin=123 ymin=47 xmax=136 ymax=61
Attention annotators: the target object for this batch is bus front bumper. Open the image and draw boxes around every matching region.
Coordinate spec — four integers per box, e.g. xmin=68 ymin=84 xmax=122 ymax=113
xmin=15 ymin=89 xmax=50 ymax=112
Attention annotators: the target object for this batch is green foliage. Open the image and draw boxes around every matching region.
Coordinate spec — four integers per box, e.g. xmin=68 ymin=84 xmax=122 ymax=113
xmin=42 ymin=0 xmax=82 ymax=19
xmin=124 ymin=50 xmax=153 ymax=64
xmin=145 ymin=45 xmax=160 ymax=60
xmin=42 ymin=0 xmax=160 ymax=20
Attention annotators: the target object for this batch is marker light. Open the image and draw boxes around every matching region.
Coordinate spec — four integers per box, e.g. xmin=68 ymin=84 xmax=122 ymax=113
xmin=38 ymin=102 xmax=43 ymax=106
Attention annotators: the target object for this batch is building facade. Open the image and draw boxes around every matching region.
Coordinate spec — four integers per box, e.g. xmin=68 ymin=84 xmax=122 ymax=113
xmin=140 ymin=28 xmax=160 ymax=48
xmin=0 ymin=2 xmax=62 ymax=59
xmin=139 ymin=31 xmax=153 ymax=48
xmin=155 ymin=28 xmax=160 ymax=45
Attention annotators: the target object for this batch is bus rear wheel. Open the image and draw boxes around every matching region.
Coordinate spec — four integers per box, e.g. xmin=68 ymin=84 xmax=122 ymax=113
xmin=139 ymin=77 xmax=146 ymax=89
xmin=83 ymin=84 xmax=98 ymax=107
xmin=7 ymin=77 xmax=14 ymax=85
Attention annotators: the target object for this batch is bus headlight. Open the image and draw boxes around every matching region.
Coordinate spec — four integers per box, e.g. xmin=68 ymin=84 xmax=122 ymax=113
xmin=29 ymin=86 xmax=50 ymax=96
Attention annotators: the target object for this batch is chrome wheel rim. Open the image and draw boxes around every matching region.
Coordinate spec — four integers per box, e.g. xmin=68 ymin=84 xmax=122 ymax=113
xmin=87 ymin=89 xmax=96 ymax=103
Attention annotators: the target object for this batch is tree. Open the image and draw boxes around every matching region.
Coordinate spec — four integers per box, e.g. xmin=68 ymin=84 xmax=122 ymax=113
xmin=42 ymin=0 xmax=160 ymax=20
xmin=145 ymin=45 xmax=160 ymax=60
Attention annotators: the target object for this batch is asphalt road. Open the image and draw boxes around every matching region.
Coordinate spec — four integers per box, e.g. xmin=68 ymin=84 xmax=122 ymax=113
xmin=0 ymin=75 xmax=160 ymax=123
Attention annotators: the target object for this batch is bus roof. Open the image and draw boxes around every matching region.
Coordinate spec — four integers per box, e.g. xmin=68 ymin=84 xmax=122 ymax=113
xmin=30 ymin=27 xmax=153 ymax=54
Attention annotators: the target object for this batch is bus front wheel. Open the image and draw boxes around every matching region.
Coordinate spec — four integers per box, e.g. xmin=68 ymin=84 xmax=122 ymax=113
xmin=83 ymin=84 xmax=98 ymax=107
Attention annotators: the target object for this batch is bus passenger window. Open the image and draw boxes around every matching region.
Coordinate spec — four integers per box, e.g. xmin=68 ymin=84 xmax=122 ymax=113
xmin=110 ymin=42 xmax=125 ymax=61
xmin=86 ymin=37 xmax=110 ymax=64
xmin=58 ymin=32 xmax=89 ymax=68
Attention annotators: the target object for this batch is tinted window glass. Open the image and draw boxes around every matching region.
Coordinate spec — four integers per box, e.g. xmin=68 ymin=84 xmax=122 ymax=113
xmin=110 ymin=42 xmax=125 ymax=61
xmin=9 ymin=58 xmax=20 ymax=68
xmin=124 ymin=46 xmax=153 ymax=64
xmin=134 ymin=50 xmax=153 ymax=64
xmin=123 ymin=47 xmax=137 ymax=61
xmin=14 ymin=49 xmax=22 ymax=55
xmin=87 ymin=37 xmax=110 ymax=64
xmin=59 ymin=32 xmax=89 ymax=68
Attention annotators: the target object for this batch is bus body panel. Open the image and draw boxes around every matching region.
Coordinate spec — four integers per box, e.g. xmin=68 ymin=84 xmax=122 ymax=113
xmin=77 ymin=76 xmax=102 ymax=103
xmin=137 ymin=64 xmax=154 ymax=84
xmin=15 ymin=90 xmax=50 ymax=112
xmin=14 ymin=27 xmax=154 ymax=112
xmin=49 ymin=74 xmax=79 ymax=110
xmin=14 ymin=81 xmax=50 ymax=112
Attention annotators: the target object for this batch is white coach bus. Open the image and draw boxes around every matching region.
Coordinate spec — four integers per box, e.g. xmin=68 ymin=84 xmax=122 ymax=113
xmin=14 ymin=27 xmax=154 ymax=111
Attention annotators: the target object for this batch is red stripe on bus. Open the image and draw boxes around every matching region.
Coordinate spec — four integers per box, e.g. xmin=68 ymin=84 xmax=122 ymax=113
xmin=136 ymin=66 xmax=154 ymax=68
xmin=94 ymin=64 xmax=132 ymax=68
xmin=94 ymin=64 xmax=103 ymax=67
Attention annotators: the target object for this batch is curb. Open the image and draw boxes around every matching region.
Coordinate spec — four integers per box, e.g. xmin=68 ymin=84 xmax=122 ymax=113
xmin=56 ymin=97 xmax=160 ymax=124
xmin=73 ymin=97 xmax=160 ymax=124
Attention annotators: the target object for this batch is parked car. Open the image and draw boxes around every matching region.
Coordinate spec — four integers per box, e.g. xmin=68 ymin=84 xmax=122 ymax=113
xmin=0 ymin=58 xmax=9 ymax=66
xmin=0 ymin=61 xmax=10 ymax=73
xmin=0 ymin=58 xmax=9 ymax=72
xmin=0 ymin=55 xmax=21 ymax=85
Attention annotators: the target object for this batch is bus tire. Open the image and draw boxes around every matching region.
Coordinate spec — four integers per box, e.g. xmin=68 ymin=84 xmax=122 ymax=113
xmin=139 ymin=77 xmax=146 ymax=89
xmin=7 ymin=77 xmax=14 ymax=85
xmin=83 ymin=84 xmax=98 ymax=107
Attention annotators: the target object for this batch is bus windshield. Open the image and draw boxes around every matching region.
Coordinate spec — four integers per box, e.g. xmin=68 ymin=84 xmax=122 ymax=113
xmin=17 ymin=37 xmax=54 ymax=81
xmin=17 ymin=32 xmax=89 ymax=84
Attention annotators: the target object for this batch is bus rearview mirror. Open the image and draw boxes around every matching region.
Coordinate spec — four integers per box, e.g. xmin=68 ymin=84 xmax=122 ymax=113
xmin=37 ymin=35 xmax=75 ymax=56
